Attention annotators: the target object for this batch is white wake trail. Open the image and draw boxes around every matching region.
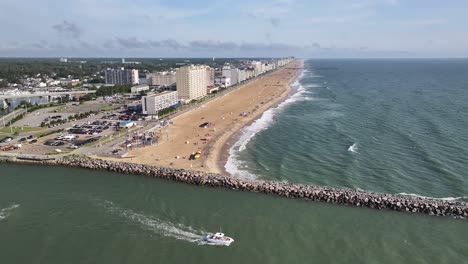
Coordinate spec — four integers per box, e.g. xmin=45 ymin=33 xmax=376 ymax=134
xmin=100 ymin=200 xmax=207 ymax=244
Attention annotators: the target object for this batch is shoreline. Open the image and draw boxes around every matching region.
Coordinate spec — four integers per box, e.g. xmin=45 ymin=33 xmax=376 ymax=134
xmin=218 ymin=62 xmax=304 ymax=176
xmin=105 ymin=61 xmax=304 ymax=173
xmin=3 ymin=156 xmax=467 ymax=219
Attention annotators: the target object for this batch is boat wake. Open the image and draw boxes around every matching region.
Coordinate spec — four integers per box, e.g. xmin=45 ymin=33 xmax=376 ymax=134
xmin=99 ymin=200 xmax=208 ymax=244
xmin=225 ymin=69 xmax=314 ymax=179
xmin=348 ymin=143 xmax=358 ymax=153
xmin=0 ymin=204 xmax=20 ymax=221
xmin=397 ymin=193 xmax=468 ymax=202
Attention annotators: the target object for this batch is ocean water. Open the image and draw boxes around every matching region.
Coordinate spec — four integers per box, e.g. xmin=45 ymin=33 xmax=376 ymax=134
xmin=227 ymin=59 xmax=468 ymax=201
xmin=2 ymin=59 xmax=468 ymax=263
xmin=1 ymin=164 xmax=467 ymax=264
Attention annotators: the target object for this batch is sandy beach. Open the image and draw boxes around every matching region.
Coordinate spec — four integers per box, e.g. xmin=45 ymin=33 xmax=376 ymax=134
xmin=107 ymin=60 xmax=303 ymax=173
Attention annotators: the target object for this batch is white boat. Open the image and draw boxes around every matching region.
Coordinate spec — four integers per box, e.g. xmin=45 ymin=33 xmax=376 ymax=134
xmin=203 ymin=232 xmax=234 ymax=246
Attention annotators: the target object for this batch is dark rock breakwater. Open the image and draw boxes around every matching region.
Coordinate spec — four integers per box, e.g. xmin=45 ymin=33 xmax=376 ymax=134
xmin=16 ymin=156 xmax=468 ymax=219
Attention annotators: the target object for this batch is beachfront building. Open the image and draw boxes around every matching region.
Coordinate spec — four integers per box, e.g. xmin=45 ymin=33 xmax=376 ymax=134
xmin=222 ymin=66 xmax=239 ymax=85
xmin=251 ymin=61 xmax=264 ymax=76
xmin=146 ymin=71 xmax=176 ymax=87
xmin=141 ymin=91 xmax=179 ymax=115
xmin=105 ymin=68 xmax=139 ymax=85
xmin=277 ymin=57 xmax=294 ymax=67
xmin=176 ymin=65 xmax=208 ymax=103
xmin=206 ymin=67 xmax=215 ymax=87
xmin=264 ymin=62 xmax=275 ymax=72
xmin=131 ymin=84 xmax=150 ymax=94
xmin=215 ymin=76 xmax=231 ymax=88
xmin=238 ymin=69 xmax=254 ymax=83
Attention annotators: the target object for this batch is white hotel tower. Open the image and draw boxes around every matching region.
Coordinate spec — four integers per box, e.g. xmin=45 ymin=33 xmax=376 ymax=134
xmin=176 ymin=65 xmax=209 ymax=103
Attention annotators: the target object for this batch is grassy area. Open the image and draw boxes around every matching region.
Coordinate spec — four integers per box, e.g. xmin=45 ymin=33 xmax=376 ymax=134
xmin=45 ymin=150 xmax=71 ymax=155
xmin=37 ymin=129 xmax=64 ymax=138
xmin=99 ymin=103 xmax=120 ymax=111
xmin=0 ymin=126 xmax=45 ymax=134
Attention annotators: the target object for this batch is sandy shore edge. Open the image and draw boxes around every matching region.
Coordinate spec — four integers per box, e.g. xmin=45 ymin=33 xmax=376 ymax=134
xmin=98 ymin=60 xmax=304 ymax=174
xmin=215 ymin=61 xmax=304 ymax=176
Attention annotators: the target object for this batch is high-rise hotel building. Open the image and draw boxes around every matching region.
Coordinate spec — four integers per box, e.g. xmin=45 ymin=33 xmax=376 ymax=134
xmin=176 ymin=65 xmax=209 ymax=102
xmin=104 ymin=68 xmax=139 ymax=85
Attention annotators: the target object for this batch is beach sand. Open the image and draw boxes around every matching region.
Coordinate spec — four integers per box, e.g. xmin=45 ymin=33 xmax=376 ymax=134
xmin=104 ymin=60 xmax=303 ymax=174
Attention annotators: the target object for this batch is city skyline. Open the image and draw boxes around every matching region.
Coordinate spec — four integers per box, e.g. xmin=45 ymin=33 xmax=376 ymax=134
xmin=1 ymin=0 xmax=468 ymax=58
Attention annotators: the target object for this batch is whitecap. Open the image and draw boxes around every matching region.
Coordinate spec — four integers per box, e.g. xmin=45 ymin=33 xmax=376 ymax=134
xmin=348 ymin=143 xmax=358 ymax=153
xmin=0 ymin=204 xmax=20 ymax=220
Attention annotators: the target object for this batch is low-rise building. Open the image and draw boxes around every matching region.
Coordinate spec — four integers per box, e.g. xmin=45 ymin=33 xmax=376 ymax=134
xmin=59 ymin=78 xmax=80 ymax=86
xmin=207 ymin=86 xmax=219 ymax=94
xmin=131 ymin=84 xmax=150 ymax=94
xmin=215 ymin=76 xmax=231 ymax=88
xmin=142 ymin=91 xmax=179 ymax=115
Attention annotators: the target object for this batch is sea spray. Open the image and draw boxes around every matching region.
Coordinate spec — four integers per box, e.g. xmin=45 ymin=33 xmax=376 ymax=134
xmin=398 ymin=193 xmax=468 ymax=202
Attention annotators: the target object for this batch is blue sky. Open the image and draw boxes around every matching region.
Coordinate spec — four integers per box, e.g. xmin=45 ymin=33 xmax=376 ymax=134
xmin=1 ymin=0 xmax=467 ymax=57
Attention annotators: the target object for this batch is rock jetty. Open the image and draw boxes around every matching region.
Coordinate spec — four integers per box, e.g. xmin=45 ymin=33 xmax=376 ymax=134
xmin=14 ymin=156 xmax=468 ymax=219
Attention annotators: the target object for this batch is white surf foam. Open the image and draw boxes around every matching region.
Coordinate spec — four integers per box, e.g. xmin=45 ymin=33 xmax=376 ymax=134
xmin=397 ymin=193 xmax=468 ymax=201
xmin=348 ymin=143 xmax=358 ymax=153
xmin=0 ymin=204 xmax=20 ymax=220
xmin=100 ymin=200 xmax=208 ymax=244
xmin=225 ymin=69 xmax=314 ymax=179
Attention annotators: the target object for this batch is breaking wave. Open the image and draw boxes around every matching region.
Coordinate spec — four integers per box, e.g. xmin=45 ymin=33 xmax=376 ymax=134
xmin=0 ymin=204 xmax=20 ymax=221
xmin=348 ymin=143 xmax=358 ymax=153
xmin=397 ymin=193 xmax=468 ymax=201
xmin=99 ymin=200 xmax=208 ymax=244
xmin=225 ymin=69 xmax=317 ymax=179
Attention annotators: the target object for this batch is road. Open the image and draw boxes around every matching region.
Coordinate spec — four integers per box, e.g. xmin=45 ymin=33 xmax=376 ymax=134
xmin=0 ymin=109 xmax=27 ymax=127
xmin=0 ymin=90 xmax=96 ymax=99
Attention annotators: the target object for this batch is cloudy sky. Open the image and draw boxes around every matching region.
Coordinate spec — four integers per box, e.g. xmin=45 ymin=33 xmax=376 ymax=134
xmin=1 ymin=0 xmax=467 ymax=58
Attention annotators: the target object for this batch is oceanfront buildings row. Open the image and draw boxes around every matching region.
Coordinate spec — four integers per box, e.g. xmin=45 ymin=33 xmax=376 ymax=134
xmin=107 ymin=57 xmax=294 ymax=115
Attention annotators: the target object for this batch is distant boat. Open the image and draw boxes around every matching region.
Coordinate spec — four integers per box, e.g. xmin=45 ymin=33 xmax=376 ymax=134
xmin=202 ymin=232 xmax=234 ymax=246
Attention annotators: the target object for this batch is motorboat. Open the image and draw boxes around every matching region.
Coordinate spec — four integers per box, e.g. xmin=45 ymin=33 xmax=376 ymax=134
xmin=203 ymin=232 xmax=234 ymax=246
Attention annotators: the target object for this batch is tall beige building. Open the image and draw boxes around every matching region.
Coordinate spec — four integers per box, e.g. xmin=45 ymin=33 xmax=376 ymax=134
xmin=176 ymin=65 xmax=208 ymax=102
xmin=206 ymin=67 xmax=215 ymax=87
xmin=146 ymin=71 xmax=176 ymax=87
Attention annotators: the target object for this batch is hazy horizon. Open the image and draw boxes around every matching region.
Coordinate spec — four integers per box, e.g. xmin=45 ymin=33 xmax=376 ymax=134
xmin=1 ymin=0 xmax=468 ymax=58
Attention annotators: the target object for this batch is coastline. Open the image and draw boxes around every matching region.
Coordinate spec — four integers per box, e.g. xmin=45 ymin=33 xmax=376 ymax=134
xmin=103 ymin=60 xmax=304 ymax=173
xmin=218 ymin=61 xmax=304 ymax=176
